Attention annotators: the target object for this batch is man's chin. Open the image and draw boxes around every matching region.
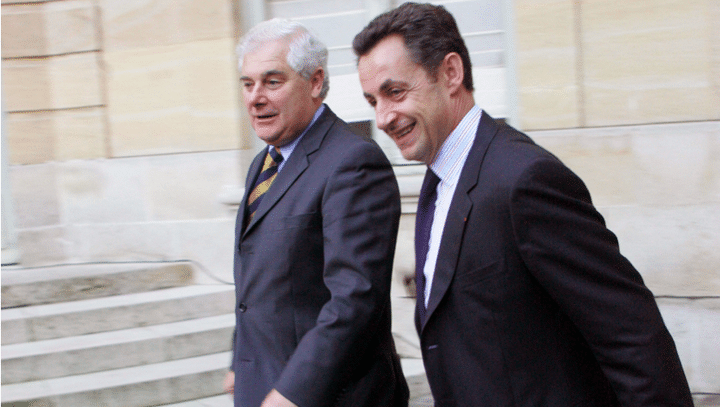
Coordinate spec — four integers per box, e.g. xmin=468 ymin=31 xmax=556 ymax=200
xmin=255 ymin=131 xmax=280 ymax=145
xmin=398 ymin=148 xmax=422 ymax=163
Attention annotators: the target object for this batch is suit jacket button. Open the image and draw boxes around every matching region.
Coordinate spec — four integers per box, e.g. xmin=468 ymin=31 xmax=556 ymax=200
xmin=238 ymin=303 xmax=247 ymax=312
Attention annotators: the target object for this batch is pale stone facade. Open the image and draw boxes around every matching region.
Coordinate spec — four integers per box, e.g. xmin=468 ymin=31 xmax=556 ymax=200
xmin=2 ymin=0 xmax=718 ymax=400
xmin=516 ymin=0 xmax=720 ymax=129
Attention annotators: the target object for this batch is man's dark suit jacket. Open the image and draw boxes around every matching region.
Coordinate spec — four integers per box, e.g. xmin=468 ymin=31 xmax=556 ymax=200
xmin=231 ymin=106 xmax=408 ymax=407
xmin=417 ymin=111 xmax=693 ymax=406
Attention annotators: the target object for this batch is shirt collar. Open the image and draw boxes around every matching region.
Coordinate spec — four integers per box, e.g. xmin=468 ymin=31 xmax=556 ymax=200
xmin=430 ymin=105 xmax=482 ymax=184
xmin=271 ymin=104 xmax=326 ymax=170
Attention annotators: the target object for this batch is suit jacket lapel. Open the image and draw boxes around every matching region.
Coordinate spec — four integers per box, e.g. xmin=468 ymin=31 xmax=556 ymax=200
xmin=238 ymin=148 xmax=267 ymax=239
xmin=422 ymin=111 xmax=501 ymax=332
xmin=243 ymin=106 xmax=336 ymax=236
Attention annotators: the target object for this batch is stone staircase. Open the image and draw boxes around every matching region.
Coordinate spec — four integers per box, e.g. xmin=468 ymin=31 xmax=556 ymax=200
xmin=1 ymin=262 xmax=236 ymax=407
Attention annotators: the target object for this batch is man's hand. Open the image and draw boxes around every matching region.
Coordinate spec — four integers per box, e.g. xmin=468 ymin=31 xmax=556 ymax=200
xmin=260 ymin=389 xmax=298 ymax=407
xmin=223 ymin=371 xmax=235 ymax=395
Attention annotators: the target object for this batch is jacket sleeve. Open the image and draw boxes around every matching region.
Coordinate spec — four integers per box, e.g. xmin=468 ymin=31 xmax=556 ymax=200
xmin=274 ymin=142 xmax=401 ymax=407
xmin=510 ymin=157 xmax=693 ymax=406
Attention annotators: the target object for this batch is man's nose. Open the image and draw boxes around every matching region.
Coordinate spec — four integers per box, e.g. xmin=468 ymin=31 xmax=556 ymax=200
xmin=375 ymin=101 xmax=396 ymax=132
xmin=246 ymin=85 xmax=266 ymax=106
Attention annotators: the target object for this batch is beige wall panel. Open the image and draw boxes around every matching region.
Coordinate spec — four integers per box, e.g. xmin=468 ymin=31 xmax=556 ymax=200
xmin=5 ymin=112 xmax=55 ymax=165
xmin=712 ymin=2 xmax=720 ymax=108
xmin=178 ymin=0 xmax=234 ymax=42
xmin=106 ymin=40 xmax=239 ymax=156
xmin=54 ymin=108 xmax=106 ymax=161
xmin=3 ymin=54 xmax=102 ymax=111
xmin=601 ymin=204 xmax=719 ymax=297
xmin=43 ymin=1 xmax=99 ymax=56
xmin=516 ymin=0 xmax=579 ymax=130
xmin=532 ymin=121 xmax=720 ymax=208
xmin=109 ymin=109 xmax=190 ymax=156
xmin=186 ymin=40 xmax=241 ymax=147
xmin=105 ymin=44 xmax=190 ymax=156
xmin=4 ymin=109 xmax=105 ymax=164
xmin=48 ymin=53 xmax=103 ymax=109
xmin=100 ymin=0 xmax=184 ymax=52
xmin=106 ymin=45 xmax=187 ymax=114
xmin=534 ymin=132 xmax=635 ymax=207
xmin=1 ymin=5 xmax=47 ymax=58
xmin=629 ymin=127 xmax=718 ymax=207
xmin=2 ymin=59 xmax=52 ymax=112
xmin=583 ymin=0 xmax=719 ymax=126
xmin=518 ymin=50 xmax=579 ymax=130
xmin=2 ymin=2 xmax=97 ymax=58
xmin=101 ymin=0 xmax=233 ymax=53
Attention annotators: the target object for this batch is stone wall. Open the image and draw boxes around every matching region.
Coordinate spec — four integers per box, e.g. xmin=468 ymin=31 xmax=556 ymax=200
xmin=2 ymin=0 xmax=248 ymax=283
xmin=2 ymin=0 xmax=243 ymax=163
xmin=515 ymin=0 xmax=720 ymax=129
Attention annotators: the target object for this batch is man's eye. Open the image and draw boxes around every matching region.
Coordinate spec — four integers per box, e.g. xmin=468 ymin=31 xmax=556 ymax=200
xmin=267 ymin=80 xmax=282 ymax=88
xmin=383 ymin=87 xmax=406 ymax=99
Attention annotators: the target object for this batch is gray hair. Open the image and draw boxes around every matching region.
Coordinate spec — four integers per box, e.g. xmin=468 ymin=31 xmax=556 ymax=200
xmin=237 ymin=18 xmax=330 ymax=99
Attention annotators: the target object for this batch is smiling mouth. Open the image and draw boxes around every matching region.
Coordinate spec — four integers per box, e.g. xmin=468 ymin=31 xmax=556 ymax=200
xmin=256 ymin=113 xmax=278 ymax=120
xmin=391 ymin=122 xmax=415 ymax=146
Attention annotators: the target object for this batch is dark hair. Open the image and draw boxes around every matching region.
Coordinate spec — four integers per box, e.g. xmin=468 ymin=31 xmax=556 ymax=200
xmin=352 ymin=2 xmax=473 ymax=91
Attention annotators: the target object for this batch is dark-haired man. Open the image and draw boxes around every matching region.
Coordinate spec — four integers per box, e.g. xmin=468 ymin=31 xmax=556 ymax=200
xmin=354 ymin=3 xmax=692 ymax=406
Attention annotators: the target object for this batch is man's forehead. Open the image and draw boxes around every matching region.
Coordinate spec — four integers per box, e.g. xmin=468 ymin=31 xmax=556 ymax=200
xmin=359 ymin=39 xmax=418 ymax=75
xmin=241 ymin=40 xmax=290 ymax=74
xmin=359 ymin=57 xmax=419 ymax=95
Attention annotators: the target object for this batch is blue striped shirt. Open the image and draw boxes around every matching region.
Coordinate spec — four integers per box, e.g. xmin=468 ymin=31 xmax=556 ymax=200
xmin=422 ymin=105 xmax=483 ymax=306
xmin=271 ymin=104 xmax=326 ymax=173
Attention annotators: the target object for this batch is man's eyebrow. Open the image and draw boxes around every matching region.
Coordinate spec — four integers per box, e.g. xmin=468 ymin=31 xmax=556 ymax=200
xmin=379 ymin=79 xmax=408 ymax=93
xmin=240 ymin=69 xmax=287 ymax=82
xmin=262 ymin=69 xmax=285 ymax=78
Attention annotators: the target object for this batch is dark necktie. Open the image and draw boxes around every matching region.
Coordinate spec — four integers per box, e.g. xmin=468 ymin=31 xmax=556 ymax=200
xmin=246 ymin=148 xmax=283 ymax=226
xmin=415 ymin=169 xmax=440 ymax=325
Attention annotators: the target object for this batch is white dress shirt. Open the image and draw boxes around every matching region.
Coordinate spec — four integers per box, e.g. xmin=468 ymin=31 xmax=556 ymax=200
xmin=422 ymin=105 xmax=482 ymax=306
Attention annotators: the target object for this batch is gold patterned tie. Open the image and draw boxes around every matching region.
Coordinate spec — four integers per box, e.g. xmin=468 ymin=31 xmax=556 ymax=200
xmin=246 ymin=148 xmax=283 ymax=226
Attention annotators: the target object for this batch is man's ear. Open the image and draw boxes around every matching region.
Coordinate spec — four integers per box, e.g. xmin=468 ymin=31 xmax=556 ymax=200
xmin=310 ymin=68 xmax=325 ymax=98
xmin=441 ymin=52 xmax=465 ymax=94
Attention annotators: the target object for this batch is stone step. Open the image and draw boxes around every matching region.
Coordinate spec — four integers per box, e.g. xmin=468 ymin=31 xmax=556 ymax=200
xmin=159 ymin=359 xmax=432 ymax=407
xmin=2 ymin=284 xmax=235 ymax=344
xmin=1 ymin=262 xmax=195 ymax=308
xmin=2 ymin=314 xmax=235 ymax=384
xmin=0 ymin=352 xmax=231 ymax=407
